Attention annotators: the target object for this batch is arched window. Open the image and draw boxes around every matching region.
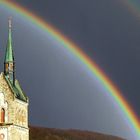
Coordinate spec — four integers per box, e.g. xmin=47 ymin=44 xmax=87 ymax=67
xmin=1 ymin=108 xmax=5 ymax=123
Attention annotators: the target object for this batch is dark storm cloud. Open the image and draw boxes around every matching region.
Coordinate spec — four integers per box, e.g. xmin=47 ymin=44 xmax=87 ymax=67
xmin=12 ymin=0 xmax=140 ymax=116
xmin=0 ymin=12 xmax=133 ymax=138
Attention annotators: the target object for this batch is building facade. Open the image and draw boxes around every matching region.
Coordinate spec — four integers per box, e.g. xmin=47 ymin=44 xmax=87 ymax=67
xmin=0 ymin=19 xmax=29 ymax=140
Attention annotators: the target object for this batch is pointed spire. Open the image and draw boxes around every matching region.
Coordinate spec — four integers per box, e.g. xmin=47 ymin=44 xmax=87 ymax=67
xmin=4 ymin=17 xmax=15 ymax=85
xmin=4 ymin=17 xmax=14 ymax=63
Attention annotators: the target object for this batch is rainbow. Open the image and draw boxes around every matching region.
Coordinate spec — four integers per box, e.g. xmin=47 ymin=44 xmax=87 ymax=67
xmin=0 ymin=0 xmax=140 ymax=138
xmin=121 ymin=0 xmax=140 ymax=17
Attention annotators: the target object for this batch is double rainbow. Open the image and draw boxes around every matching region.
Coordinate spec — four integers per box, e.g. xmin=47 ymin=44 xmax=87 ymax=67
xmin=0 ymin=0 xmax=140 ymax=138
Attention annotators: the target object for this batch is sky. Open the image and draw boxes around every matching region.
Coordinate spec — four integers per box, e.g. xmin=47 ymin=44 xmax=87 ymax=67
xmin=0 ymin=0 xmax=140 ymax=139
xmin=11 ymin=0 xmax=140 ymax=114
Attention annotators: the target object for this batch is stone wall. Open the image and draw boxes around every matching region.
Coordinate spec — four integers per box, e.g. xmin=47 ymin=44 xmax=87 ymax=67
xmin=0 ymin=73 xmax=29 ymax=140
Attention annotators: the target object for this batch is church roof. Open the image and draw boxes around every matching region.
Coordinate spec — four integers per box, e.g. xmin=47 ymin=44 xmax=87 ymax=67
xmin=5 ymin=75 xmax=28 ymax=102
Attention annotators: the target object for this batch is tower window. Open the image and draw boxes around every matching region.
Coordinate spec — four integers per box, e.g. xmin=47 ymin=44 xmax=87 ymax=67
xmin=5 ymin=63 xmax=9 ymax=73
xmin=1 ymin=108 xmax=5 ymax=123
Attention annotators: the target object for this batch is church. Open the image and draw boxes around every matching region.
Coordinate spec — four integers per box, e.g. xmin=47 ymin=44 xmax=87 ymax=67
xmin=0 ymin=19 xmax=29 ymax=140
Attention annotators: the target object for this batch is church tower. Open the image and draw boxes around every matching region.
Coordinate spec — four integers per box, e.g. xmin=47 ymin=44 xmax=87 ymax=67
xmin=0 ymin=18 xmax=29 ymax=140
xmin=4 ymin=18 xmax=15 ymax=86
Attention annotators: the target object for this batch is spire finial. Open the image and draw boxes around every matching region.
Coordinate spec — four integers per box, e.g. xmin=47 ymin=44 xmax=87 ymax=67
xmin=8 ymin=17 xmax=12 ymax=29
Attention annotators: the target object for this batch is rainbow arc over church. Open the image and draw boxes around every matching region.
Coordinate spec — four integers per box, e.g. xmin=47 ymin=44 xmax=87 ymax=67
xmin=0 ymin=0 xmax=140 ymax=138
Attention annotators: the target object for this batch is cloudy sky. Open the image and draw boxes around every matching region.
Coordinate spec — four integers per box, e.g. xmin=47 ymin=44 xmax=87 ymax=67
xmin=0 ymin=0 xmax=140 ymax=139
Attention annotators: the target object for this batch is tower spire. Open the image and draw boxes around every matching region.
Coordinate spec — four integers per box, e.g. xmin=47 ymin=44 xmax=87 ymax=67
xmin=4 ymin=17 xmax=15 ymax=85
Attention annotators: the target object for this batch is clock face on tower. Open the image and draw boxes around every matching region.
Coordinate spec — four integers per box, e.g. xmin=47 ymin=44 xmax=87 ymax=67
xmin=0 ymin=128 xmax=7 ymax=140
xmin=0 ymin=133 xmax=5 ymax=140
